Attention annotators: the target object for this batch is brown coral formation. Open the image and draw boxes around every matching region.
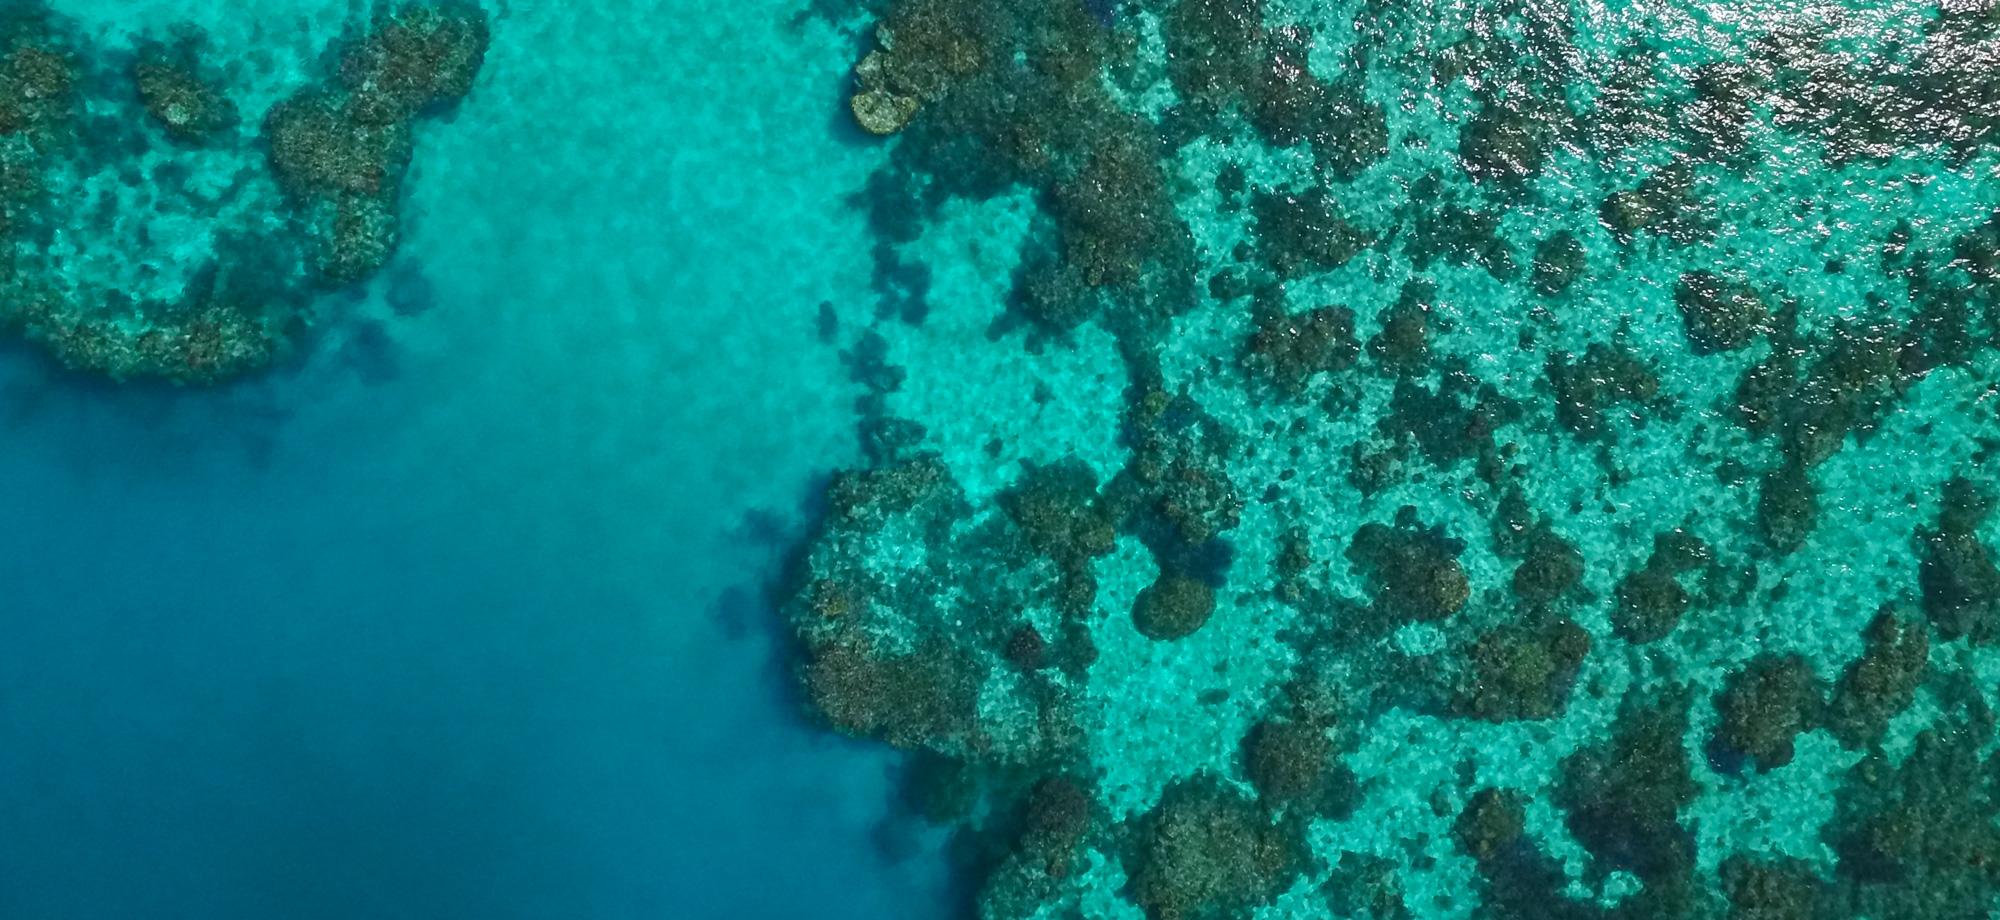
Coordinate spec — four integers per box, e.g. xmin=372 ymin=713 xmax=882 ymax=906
xmin=0 ymin=3 xmax=490 ymax=384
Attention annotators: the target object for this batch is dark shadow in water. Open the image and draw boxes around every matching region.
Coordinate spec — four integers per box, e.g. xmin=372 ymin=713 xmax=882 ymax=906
xmin=816 ymin=300 xmax=841 ymax=343
xmin=711 ymin=584 xmax=757 ymax=640
xmin=338 ymin=319 xmax=402 ymax=386
xmin=878 ymin=754 xmax=1007 ymax=919
xmin=385 ymin=262 xmax=439 ymax=317
xmin=729 ymin=504 xmax=799 ymax=551
xmin=0 ymin=262 xmax=452 ymax=473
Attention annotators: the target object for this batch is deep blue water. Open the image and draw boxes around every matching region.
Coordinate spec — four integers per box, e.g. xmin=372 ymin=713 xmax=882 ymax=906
xmin=0 ymin=350 xmax=938 ymax=920
xmin=0 ymin=363 xmax=943 ymax=920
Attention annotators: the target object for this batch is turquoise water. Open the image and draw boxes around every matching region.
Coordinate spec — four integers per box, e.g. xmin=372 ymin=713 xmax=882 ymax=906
xmin=0 ymin=1 xmax=946 ymax=917
xmin=7 ymin=0 xmax=2000 ymax=917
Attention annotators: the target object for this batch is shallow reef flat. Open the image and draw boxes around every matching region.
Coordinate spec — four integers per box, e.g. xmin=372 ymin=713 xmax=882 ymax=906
xmin=0 ymin=0 xmax=487 ymax=383
xmin=783 ymin=0 xmax=2000 ymax=915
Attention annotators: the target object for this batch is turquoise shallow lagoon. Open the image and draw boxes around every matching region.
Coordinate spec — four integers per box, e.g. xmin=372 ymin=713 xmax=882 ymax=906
xmin=0 ymin=1 xmax=946 ymax=917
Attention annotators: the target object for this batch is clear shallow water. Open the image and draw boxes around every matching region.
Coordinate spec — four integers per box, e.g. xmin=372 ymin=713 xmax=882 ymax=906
xmin=0 ymin=1 xmax=945 ymax=917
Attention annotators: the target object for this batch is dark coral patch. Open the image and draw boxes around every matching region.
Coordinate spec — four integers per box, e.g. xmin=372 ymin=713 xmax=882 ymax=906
xmin=1132 ymin=569 xmax=1218 ymax=640
xmin=1709 ymin=654 xmax=1822 ymax=773
xmin=1455 ymin=618 xmax=1590 ymax=721
xmin=1124 ymin=777 xmax=1312 ymax=920
xmin=1347 ymin=514 xmax=1470 ymax=622
xmin=1918 ymin=477 xmax=2000 ymax=644
xmin=1674 ymin=271 xmax=1770 ymax=354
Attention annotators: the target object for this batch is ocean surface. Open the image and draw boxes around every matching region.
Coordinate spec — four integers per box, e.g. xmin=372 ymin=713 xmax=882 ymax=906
xmin=8 ymin=0 xmax=2000 ymax=916
xmin=0 ymin=1 xmax=947 ymax=917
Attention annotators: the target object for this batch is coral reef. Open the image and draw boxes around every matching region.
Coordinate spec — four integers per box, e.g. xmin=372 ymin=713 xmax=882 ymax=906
xmin=1709 ymin=654 xmax=1821 ymax=773
xmin=1454 ymin=618 xmax=1590 ymax=721
xmin=1918 ymin=477 xmax=2000 ymax=644
xmin=1001 ymin=458 xmax=1117 ymax=613
xmin=1241 ymin=300 xmax=1358 ymax=396
xmin=1720 ymin=856 xmax=1826 ymax=920
xmin=1827 ymin=608 xmax=1929 ymax=748
xmin=1609 ymin=531 xmax=1715 ymax=644
xmin=1452 ymin=788 xmax=1526 ymax=864
xmin=1557 ymin=693 xmax=1698 ymax=906
xmin=1347 ymin=513 xmax=1469 ymax=622
xmin=1827 ymin=709 xmax=2000 ymax=918
xmin=1757 ymin=461 xmax=1818 ymax=556
xmin=1455 ymin=788 xmax=1596 ymax=919
xmin=1674 ymin=271 xmax=1770 ymax=355
xmin=0 ymin=3 xmax=490 ymax=384
xmin=268 ymin=3 xmax=490 ymax=283
xmin=801 ymin=632 xmax=982 ymax=749
xmin=783 ymin=0 xmax=2000 ymax=912
xmin=1131 ymin=569 xmax=1216 ymax=640
xmin=1123 ymin=776 xmax=1311 ymax=920
xmin=1240 ymin=716 xmax=1353 ymax=816
xmin=1545 ymin=342 xmax=1658 ymax=439
xmin=134 ymin=33 xmax=238 ymax=142
xmin=1529 ymin=232 xmax=1585 ymax=296
xmin=1366 ymin=282 xmax=1432 ymax=373
xmin=1251 ymin=186 xmax=1371 ymax=280
xmin=1510 ymin=527 xmax=1583 ymax=604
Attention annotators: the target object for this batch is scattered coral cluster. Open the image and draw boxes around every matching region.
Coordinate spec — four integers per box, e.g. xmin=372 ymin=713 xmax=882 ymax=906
xmin=788 ymin=0 xmax=2000 ymax=915
xmin=0 ymin=1 xmax=488 ymax=384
